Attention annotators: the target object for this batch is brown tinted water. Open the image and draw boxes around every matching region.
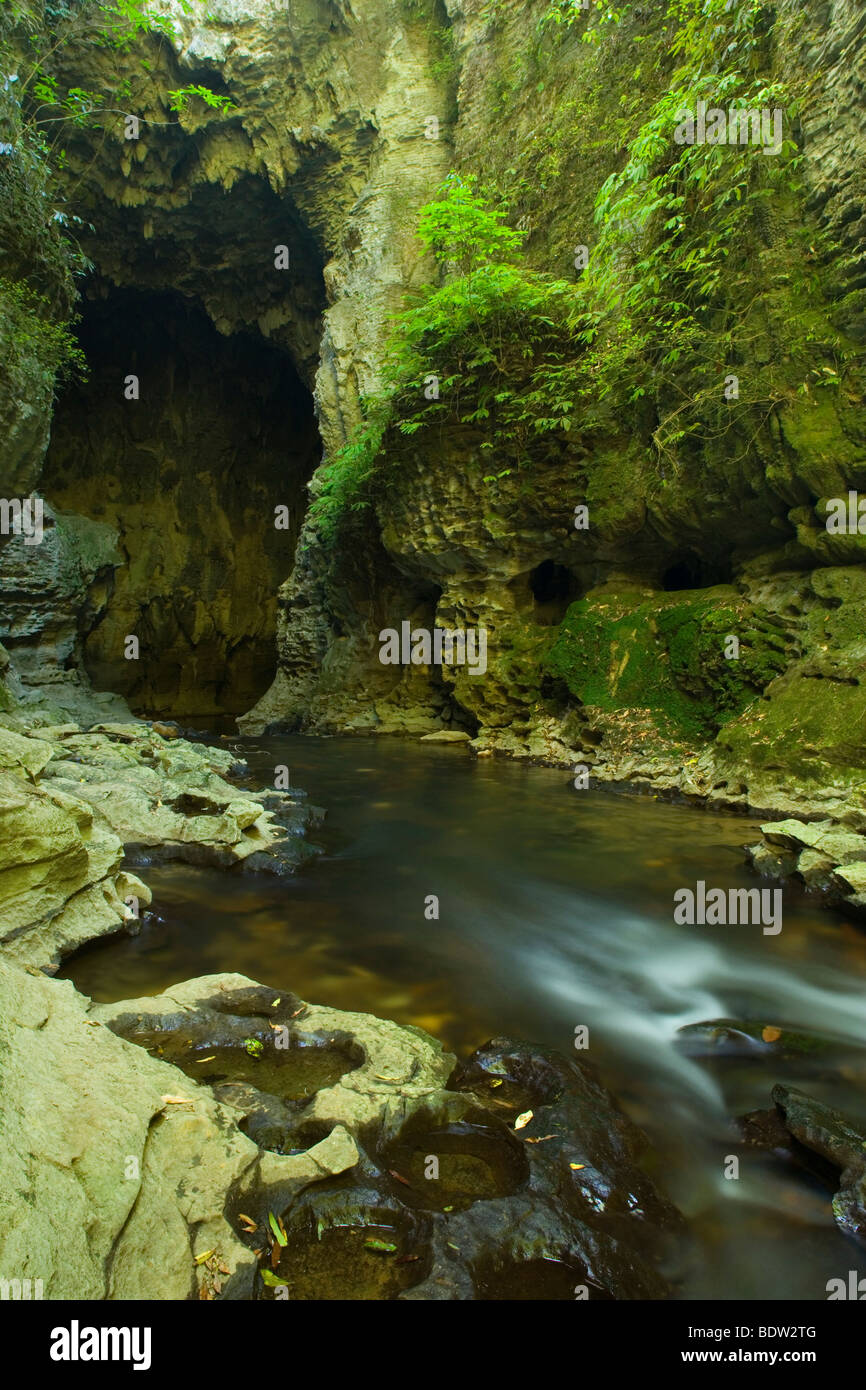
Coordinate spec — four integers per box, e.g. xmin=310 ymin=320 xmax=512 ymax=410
xmin=61 ymin=734 xmax=866 ymax=1300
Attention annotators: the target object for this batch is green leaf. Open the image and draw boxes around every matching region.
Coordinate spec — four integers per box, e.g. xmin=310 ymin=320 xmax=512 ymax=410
xmin=268 ymin=1212 xmax=288 ymax=1246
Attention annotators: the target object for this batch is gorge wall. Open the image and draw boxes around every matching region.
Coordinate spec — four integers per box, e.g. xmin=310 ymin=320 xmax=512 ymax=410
xmin=2 ymin=0 xmax=866 ymax=825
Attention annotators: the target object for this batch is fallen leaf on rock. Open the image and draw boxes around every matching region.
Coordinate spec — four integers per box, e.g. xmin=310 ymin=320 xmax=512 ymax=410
xmin=260 ymin=1270 xmax=290 ymax=1288
xmin=161 ymin=1095 xmax=193 ymax=1105
xmin=365 ymin=1238 xmax=397 ymax=1253
xmin=388 ymin=1169 xmax=412 ymax=1188
xmin=395 ymin=1254 xmax=420 ymax=1265
xmin=570 ymin=1163 xmax=586 ymax=1171
xmin=194 ymin=1249 xmax=216 ymax=1266
xmin=218 ymin=1262 xmax=230 ymax=1275
xmin=514 ymin=1110 xmax=533 ymax=1130
xmin=762 ymin=1026 xmax=782 ymax=1043
xmin=237 ymin=1213 xmax=257 ymax=1233
xmin=270 ymin=1242 xmax=281 ymax=1270
xmin=524 ymin=1134 xmax=556 ymax=1143
xmin=194 ymin=1056 xmax=216 ymax=1064
xmin=489 ymin=1078 xmax=503 ymax=1088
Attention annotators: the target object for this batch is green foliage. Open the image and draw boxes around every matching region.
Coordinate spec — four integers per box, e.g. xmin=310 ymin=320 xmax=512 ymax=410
xmin=314 ymin=0 xmax=855 ymax=546
xmin=0 ymin=275 xmax=87 ymax=395
xmin=0 ymin=0 xmax=236 ymax=424
xmin=307 ymin=175 xmax=582 ymax=544
xmin=542 ymin=0 xmax=625 ymax=40
xmin=308 ymin=396 xmax=392 ymax=546
xmin=167 ymin=83 xmax=234 ymax=114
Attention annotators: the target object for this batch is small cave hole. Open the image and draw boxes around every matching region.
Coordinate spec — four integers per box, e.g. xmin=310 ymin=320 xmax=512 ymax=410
xmin=529 ymin=560 xmax=580 ymax=624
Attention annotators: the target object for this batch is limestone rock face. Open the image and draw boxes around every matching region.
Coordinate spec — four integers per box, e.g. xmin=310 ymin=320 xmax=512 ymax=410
xmin=0 ymin=0 xmax=454 ymax=717
xmin=0 ymin=720 xmax=320 ymax=969
xmin=0 ymin=960 xmax=361 ymax=1299
xmin=0 ymin=502 xmax=121 ymax=697
xmin=0 ymin=726 xmax=150 ymax=969
xmin=240 ymin=0 xmax=866 ymax=837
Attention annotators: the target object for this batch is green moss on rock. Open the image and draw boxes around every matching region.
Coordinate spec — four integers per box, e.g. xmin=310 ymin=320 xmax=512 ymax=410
xmin=546 ymin=587 xmax=792 ymax=741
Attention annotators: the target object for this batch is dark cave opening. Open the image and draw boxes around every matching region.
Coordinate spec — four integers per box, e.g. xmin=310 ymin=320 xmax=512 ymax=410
xmin=529 ymin=559 xmax=581 ymax=624
xmin=661 ymin=551 xmax=730 ymax=592
xmin=40 ymin=288 xmax=322 ymax=720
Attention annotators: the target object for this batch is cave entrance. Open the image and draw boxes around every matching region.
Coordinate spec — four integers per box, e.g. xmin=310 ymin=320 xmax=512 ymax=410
xmin=41 ymin=288 xmax=321 ymax=721
xmin=529 ymin=559 xmax=580 ymax=625
xmin=661 ymin=551 xmax=731 ymax=592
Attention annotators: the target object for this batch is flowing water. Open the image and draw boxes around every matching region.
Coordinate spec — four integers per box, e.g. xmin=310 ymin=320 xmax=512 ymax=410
xmin=62 ymin=735 xmax=866 ymax=1300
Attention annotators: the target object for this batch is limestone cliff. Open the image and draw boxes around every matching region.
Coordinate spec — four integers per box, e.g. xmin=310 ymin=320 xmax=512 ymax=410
xmin=1 ymin=0 xmax=866 ymax=827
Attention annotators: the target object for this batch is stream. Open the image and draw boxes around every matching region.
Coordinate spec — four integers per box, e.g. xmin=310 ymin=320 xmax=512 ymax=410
xmin=62 ymin=734 xmax=866 ymax=1300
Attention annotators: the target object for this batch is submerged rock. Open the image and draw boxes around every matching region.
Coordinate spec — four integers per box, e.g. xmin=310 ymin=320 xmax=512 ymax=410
xmin=743 ymin=1085 xmax=866 ymax=1245
xmin=677 ymin=1018 xmax=842 ymax=1060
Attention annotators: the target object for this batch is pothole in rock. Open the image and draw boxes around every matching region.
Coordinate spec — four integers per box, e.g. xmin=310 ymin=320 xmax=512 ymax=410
xmin=263 ymin=1206 xmax=428 ymax=1301
xmin=136 ymin=1034 xmax=358 ymax=1117
xmin=473 ymin=1255 xmax=614 ymax=1302
xmin=381 ymin=1118 xmax=529 ymax=1213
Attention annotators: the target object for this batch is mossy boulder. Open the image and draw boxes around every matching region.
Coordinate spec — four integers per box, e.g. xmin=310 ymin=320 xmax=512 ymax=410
xmin=545 ymin=586 xmax=792 ymax=743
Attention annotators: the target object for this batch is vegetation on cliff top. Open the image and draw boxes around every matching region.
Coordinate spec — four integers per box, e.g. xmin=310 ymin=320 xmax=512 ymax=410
xmin=309 ymin=0 xmax=856 ymax=546
xmin=0 ymin=0 xmax=236 ymax=422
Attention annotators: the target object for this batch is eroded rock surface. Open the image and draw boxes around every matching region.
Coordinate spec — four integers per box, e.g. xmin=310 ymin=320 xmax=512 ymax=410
xmin=0 ymin=960 xmax=360 ymax=1299
xmin=94 ymin=982 xmax=682 ymax=1300
xmin=0 ymin=720 xmax=320 ymax=969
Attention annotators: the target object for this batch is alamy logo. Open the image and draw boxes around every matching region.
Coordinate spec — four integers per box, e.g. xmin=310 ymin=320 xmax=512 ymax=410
xmin=674 ymin=99 xmax=783 ymax=156
xmin=827 ymin=1271 xmax=866 ymax=1299
xmin=0 ymin=496 xmax=43 ymax=545
xmin=0 ymin=1277 xmax=43 ymax=1299
xmin=824 ymin=491 xmax=866 ymax=534
xmin=674 ymin=881 xmax=782 ymax=935
xmin=378 ymin=621 xmax=487 ymax=675
xmin=50 ymin=1321 xmax=152 ymax=1371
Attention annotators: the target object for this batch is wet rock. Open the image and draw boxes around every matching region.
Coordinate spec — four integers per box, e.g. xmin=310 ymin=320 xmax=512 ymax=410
xmin=830 ymin=861 xmax=866 ymax=914
xmin=0 ymin=958 xmax=359 ymax=1299
xmin=748 ymin=817 xmax=866 ymax=910
xmin=677 ymin=1019 xmax=840 ymax=1060
xmin=90 ymin=987 xmax=682 ymax=1299
xmin=769 ymin=1085 xmax=866 ymax=1244
xmin=38 ymin=724 xmax=320 ymax=875
xmin=0 ymin=722 xmax=322 ymax=968
xmin=0 ymin=949 xmax=684 ymax=1301
xmin=0 ymin=731 xmax=152 ymax=969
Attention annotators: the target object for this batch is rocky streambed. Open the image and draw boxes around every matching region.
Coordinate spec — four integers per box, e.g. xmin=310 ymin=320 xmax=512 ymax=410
xmin=2 ymin=721 xmax=865 ymax=1301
